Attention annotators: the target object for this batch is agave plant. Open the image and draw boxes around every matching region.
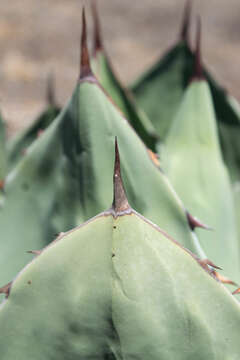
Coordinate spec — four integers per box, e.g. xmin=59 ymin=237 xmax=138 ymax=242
xmin=0 ymin=10 xmax=207 ymax=286
xmin=0 ymin=2 xmax=240 ymax=357
xmin=0 ymin=140 xmax=240 ymax=359
xmin=128 ymin=2 xmax=240 ymax=285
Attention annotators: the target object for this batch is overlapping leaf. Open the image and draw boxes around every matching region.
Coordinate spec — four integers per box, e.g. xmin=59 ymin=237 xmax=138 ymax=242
xmin=0 ymin=12 xmax=203 ymax=286
xmin=131 ymin=5 xmax=240 ymax=186
xmin=90 ymin=2 xmax=157 ymax=151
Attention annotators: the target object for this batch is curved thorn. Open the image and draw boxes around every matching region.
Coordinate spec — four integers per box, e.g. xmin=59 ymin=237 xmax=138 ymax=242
xmin=27 ymin=250 xmax=42 ymax=256
xmin=192 ymin=15 xmax=205 ymax=80
xmin=0 ymin=282 xmax=12 ymax=298
xmin=112 ymin=137 xmax=130 ymax=214
xmin=91 ymin=0 xmax=103 ymax=55
xmin=212 ymin=271 xmax=237 ymax=286
xmin=180 ymin=0 xmax=192 ymax=45
xmin=147 ymin=149 xmax=160 ymax=167
xmin=79 ymin=7 xmax=93 ymax=80
xmin=186 ymin=211 xmax=212 ymax=231
xmin=233 ymin=288 xmax=240 ymax=295
xmin=199 ymin=258 xmax=222 ymax=270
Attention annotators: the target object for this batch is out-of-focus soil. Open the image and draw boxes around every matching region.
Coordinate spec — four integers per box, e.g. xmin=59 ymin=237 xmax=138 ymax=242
xmin=1 ymin=0 xmax=240 ymax=136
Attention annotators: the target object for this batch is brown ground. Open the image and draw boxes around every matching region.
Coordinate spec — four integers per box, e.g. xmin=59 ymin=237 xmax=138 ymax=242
xmin=1 ymin=0 xmax=240 ymax=136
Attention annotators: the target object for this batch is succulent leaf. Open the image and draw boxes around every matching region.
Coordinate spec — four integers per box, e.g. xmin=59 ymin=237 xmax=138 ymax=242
xmin=161 ymin=78 xmax=240 ymax=284
xmin=0 ymin=142 xmax=240 ymax=359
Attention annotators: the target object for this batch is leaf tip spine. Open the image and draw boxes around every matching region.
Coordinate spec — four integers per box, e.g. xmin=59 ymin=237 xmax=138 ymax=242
xmin=91 ymin=0 xmax=103 ymax=56
xmin=112 ymin=137 xmax=131 ymax=215
xmin=79 ymin=7 xmax=94 ymax=80
xmin=191 ymin=15 xmax=205 ymax=81
xmin=179 ymin=0 xmax=192 ymax=46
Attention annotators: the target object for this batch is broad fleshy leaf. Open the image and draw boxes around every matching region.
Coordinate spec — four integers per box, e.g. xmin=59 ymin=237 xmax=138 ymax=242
xmin=0 ymin=141 xmax=240 ymax=359
xmin=162 ymin=78 xmax=240 ymax=283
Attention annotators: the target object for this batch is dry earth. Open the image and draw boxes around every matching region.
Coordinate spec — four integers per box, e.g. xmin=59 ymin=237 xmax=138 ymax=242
xmin=0 ymin=0 xmax=240 ymax=136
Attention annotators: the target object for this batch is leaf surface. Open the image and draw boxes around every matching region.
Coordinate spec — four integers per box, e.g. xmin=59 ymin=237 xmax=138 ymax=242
xmin=0 ymin=152 xmax=240 ymax=359
xmin=162 ymin=80 xmax=240 ymax=283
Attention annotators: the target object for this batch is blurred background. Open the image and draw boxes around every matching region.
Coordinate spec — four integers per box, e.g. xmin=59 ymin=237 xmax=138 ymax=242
xmin=0 ymin=0 xmax=240 ymax=136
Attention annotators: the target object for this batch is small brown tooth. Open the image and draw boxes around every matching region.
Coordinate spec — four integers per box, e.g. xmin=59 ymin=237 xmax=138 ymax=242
xmin=232 ymin=288 xmax=240 ymax=295
xmin=0 ymin=282 xmax=12 ymax=298
xmin=199 ymin=259 xmax=222 ymax=270
xmin=27 ymin=250 xmax=42 ymax=255
xmin=205 ymin=259 xmax=222 ymax=270
xmin=186 ymin=211 xmax=212 ymax=231
xmin=147 ymin=149 xmax=160 ymax=167
xmin=0 ymin=180 xmax=5 ymax=191
xmin=212 ymin=271 xmax=237 ymax=286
